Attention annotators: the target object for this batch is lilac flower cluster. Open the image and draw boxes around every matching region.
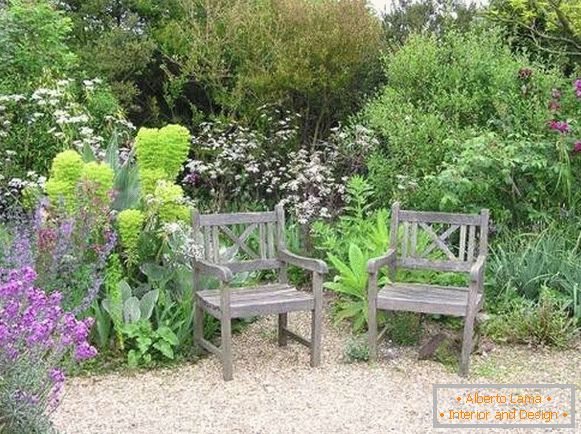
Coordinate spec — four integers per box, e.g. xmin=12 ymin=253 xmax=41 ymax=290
xmin=575 ymin=79 xmax=581 ymax=99
xmin=0 ymin=267 xmax=97 ymax=412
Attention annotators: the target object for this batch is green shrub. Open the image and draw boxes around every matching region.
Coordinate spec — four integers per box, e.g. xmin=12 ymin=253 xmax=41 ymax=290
xmin=427 ymin=133 xmax=579 ymax=224
xmin=82 ymin=161 xmax=114 ymax=203
xmin=156 ymin=0 xmax=383 ymax=137
xmin=0 ymin=0 xmax=76 ymax=93
xmin=117 ymin=209 xmax=145 ymax=265
xmin=484 ymin=289 xmax=578 ymax=348
xmin=135 ymin=124 xmax=190 ymax=181
xmin=0 ymin=0 xmax=127 ymax=187
xmin=344 ymin=337 xmax=370 ymax=363
xmin=153 ymin=181 xmax=190 ymax=224
xmin=45 ymin=150 xmax=84 ymax=207
xmin=360 ymin=27 xmax=579 ymax=223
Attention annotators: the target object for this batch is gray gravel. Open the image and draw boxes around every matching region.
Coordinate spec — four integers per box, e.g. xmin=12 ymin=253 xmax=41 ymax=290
xmin=52 ymin=310 xmax=580 ymax=434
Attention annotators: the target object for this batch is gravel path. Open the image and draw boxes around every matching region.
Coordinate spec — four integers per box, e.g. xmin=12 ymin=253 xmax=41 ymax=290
xmin=53 ymin=308 xmax=580 ymax=434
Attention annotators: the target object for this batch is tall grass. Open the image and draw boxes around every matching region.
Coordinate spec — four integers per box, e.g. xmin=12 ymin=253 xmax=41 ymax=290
xmin=487 ymin=225 xmax=581 ymax=321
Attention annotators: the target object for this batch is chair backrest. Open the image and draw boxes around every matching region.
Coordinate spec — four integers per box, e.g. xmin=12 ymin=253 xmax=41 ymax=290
xmin=192 ymin=203 xmax=286 ymax=274
xmin=389 ymin=202 xmax=489 ymax=273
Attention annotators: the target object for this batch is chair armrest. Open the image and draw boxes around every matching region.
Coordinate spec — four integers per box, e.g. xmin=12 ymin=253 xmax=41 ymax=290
xmin=367 ymin=248 xmax=397 ymax=274
xmin=470 ymin=255 xmax=486 ymax=284
xmin=195 ymin=259 xmax=233 ymax=283
xmin=278 ymin=249 xmax=328 ymax=274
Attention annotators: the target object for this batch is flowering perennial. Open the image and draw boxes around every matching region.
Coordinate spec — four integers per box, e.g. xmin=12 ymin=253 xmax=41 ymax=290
xmin=0 ymin=267 xmax=97 ymax=419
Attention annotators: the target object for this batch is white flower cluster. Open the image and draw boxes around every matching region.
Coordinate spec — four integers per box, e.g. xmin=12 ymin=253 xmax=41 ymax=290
xmin=161 ymin=222 xmax=204 ymax=265
xmin=185 ymin=109 xmax=353 ymax=223
xmin=278 ymin=149 xmax=344 ymax=224
xmin=0 ymin=78 xmax=131 ymax=160
xmin=0 ymin=152 xmax=46 ymax=206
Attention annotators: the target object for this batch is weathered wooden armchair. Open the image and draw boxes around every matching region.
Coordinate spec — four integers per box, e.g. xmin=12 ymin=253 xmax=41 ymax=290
xmin=367 ymin=202 xmax=489 ymax=376
xmin=192 ymin=203 xmax=328 ymax=380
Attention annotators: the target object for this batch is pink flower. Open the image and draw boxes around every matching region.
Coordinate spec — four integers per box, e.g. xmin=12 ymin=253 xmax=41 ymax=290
xmin=548 ymin=120 xmax=571 ymax=133
xmin=573 ymin=141 xmax=581 ymax=154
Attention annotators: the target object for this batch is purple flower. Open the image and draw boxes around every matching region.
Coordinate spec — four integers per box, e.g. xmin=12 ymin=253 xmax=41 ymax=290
xmin=74 ymin=342 xmax=97 ymax=361
xmin=573 ymin=141 xmax=581 ymax=154
xmin=183 ymin=172 xmax=200 ymax=187
xmin=549 ymin=119 xmax=571 ymax=133
xmin=49 ymin=368 xmax=65 ymax=384
xmin=1 ymin=266 xmax=98 ymax=416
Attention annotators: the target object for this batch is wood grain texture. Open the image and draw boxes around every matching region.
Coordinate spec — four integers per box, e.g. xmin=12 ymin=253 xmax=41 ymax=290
xmin=310 ymin=272 xmax=323 ymax=367
xmin=196 ymin=283 xmax=315 ymax=319
xmin=377 ymin=283 xmax=483 ymax=317
xmin=278 ymin=248 xmax=328 ymax=274
xmin=398 ymin=210 xmax=481 ymax=225
xmin=199 ymin=211 xmax=277 ymax=225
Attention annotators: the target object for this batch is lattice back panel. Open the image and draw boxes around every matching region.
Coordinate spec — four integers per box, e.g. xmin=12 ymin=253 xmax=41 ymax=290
xmin=193 ymin=209 xmax=285 ymax=272
xmin=390 ymin=205 xmax=489 ymax=270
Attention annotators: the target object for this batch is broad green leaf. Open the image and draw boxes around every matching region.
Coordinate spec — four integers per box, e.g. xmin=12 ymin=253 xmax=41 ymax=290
xmin=153 ymin=340 xmax=175 ymax=359
xmin=157 ymin=326 xmax=179 ymax=346
xmin=136 ymin=336 xmax=153 ymax=354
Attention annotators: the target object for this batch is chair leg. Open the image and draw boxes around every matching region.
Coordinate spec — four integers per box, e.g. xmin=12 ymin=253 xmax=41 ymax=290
xmin=368 ymin=299 xmax=378 ymax=362
xmin=194 ymin=302 xmax=204 ymax=353
xmin=278 ymin=313 xmax=288 ymax=346
xmin=459 ymin=309 xmax=476 ymax=377
xmin=221 ymin=314 xmax=233 ymax=381
xmin=310 ymin=305 xmax=322 ymax=367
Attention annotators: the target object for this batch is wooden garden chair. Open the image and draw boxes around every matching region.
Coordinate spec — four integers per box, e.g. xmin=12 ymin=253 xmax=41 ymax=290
xmin=192 ymin=203 xmax=328 ymax=381
xmin=367 ymin=202 xmax=489 ymax=376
